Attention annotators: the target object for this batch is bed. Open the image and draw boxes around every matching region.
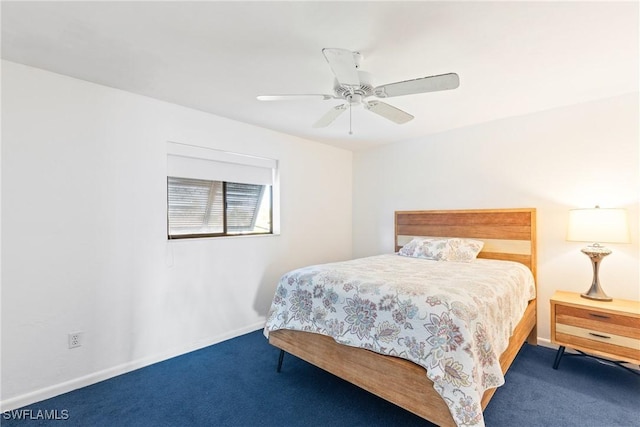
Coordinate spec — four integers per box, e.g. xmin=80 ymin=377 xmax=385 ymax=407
xmin=264 ymin=208 xmax=537 ymax=427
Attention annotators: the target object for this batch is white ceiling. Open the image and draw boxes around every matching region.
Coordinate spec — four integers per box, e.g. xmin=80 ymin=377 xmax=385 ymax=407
xmin=2 ymin=1 xmax=638 ymax=151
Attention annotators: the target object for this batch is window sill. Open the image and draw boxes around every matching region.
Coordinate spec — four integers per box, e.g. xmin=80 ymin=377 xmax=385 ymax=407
xmin=167 ymin=232 xmax=280 ymax=242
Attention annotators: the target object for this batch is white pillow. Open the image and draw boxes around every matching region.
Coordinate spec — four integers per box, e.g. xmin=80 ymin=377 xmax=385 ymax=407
xmin=443 ymin=238 xmax=484 ymax=262
xmin=398 ymin=238 xmax=449 ymax=260
xmin=398 ymin=238 xmax=424 ymax=258
xmin=418 ymin=238 xmax=451 ymax=260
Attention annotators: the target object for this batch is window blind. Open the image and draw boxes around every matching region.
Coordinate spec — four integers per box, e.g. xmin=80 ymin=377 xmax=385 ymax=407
xmin=167 ymin=178 xmax=224 ymax=235
xmin=167 ymin=141 xmax=276 ymax=186
xmin=226 ymin=182 xmax=265 ymax=232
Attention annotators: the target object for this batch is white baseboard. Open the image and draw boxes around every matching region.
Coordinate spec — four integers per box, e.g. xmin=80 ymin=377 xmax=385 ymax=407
xmin=536 ymin=337 xmax=554 ymax=348
xmin=0 ymin=321 xmax=266 ymax=412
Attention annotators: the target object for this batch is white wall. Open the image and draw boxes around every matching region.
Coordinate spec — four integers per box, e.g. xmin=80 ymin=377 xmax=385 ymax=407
xmin=353 ymin=93 xmax=639 ymax=344
xmin=1 ymin=61 xmax=353 ymax=409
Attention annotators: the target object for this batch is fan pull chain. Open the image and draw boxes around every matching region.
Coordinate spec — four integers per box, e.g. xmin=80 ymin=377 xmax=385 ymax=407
xmin=349 ymin=102 xmax=353 ymax=135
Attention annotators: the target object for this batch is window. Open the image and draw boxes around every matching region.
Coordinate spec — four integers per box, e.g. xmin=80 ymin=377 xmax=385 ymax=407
xmin=166 ymin=142 xmax=277 ymax=239
xmin=167 ymin=178 xmax=271 ymax=238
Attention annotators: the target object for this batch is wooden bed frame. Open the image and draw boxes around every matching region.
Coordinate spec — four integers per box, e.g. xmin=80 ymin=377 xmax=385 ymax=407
xmin=269 ymin=208 xmax=537 ymax=427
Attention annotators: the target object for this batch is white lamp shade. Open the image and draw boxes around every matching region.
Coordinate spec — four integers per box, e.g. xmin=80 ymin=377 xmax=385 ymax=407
xmin=567 ymin=207 xmax=630 ymax=244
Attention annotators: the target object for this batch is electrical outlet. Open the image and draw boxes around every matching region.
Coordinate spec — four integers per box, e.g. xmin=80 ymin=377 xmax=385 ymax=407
xmin=68 ymin=332 xmax=83 ymax=349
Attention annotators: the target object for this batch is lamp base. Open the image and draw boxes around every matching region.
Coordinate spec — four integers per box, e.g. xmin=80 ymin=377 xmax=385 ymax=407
xmin=580 ymin=289 xmax=613 ymax=302
xmin=580 ymin=244 xmax=612 ymax=302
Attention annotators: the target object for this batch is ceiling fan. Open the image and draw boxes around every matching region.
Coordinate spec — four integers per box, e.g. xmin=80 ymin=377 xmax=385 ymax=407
xmin=257 ymin=48 xmax=460 ymax=133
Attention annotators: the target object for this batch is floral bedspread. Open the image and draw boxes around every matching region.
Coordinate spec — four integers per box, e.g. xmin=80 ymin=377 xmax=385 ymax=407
xmin=264 ymin=254 xmax=536 ymax=426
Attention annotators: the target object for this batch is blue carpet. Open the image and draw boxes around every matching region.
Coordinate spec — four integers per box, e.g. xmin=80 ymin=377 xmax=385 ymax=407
xmin=3 ymin=330 xmax=639 ymax=426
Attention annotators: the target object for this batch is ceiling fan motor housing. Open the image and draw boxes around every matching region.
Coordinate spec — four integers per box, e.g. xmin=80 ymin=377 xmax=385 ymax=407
xmin=333 ymin=70 xmax=374 ymax=103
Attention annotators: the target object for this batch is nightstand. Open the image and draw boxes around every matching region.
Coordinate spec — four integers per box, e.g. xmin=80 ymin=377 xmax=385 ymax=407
xmin=550 ymin=291 xmax=640 ymax=371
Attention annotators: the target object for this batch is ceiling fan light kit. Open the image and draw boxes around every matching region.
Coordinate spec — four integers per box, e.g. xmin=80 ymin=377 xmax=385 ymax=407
xmin=257 ymin=48 xmax=459 ymax=134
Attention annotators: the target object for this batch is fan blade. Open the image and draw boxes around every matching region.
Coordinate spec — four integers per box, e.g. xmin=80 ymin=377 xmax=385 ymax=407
xmin=365 ymin=101 xmax=414 ymax=124
xmin=322 ymin=48 xmax=360 ymax=87
xmin=257 ymin=94 xmax=334 ymax=101
xmin=374 ymin=73 xmax=459 ymax=98
xmin=313 ymin=104 xmax=348 ymax=128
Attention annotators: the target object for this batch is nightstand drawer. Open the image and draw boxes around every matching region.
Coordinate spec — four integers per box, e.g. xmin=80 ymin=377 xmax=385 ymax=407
xmin=556 ymin=323 xmax=640 ymax=350
xmin=555 ymin=328 xmax=640 ymax=362
xmin=556 ymin=305 xmax=640 ymax=339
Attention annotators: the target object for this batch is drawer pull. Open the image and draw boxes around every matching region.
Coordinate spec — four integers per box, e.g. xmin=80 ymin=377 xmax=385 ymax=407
xmin=588 ymin=313 xmax=610 ymax=319
xmin=588 ymin=332 xmax=611 ymax=339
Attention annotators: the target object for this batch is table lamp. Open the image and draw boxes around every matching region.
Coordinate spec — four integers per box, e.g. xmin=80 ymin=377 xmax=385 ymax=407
xmin=566 ymin=206 xmax=630 ymax=301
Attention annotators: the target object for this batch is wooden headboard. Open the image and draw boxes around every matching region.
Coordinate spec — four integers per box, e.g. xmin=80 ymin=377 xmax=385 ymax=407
xmin=395 ymin=208 xmax=537 ymax=281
